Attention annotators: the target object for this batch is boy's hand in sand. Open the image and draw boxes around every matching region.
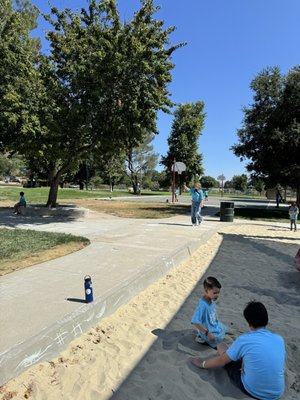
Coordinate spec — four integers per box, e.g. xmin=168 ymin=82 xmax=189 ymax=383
xmin=189 ymin=357 xmax=206 ymax=369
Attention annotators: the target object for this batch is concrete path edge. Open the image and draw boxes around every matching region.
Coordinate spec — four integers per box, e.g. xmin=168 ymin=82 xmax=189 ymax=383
xmin=0 ymin=229 xmax=217 ymax=385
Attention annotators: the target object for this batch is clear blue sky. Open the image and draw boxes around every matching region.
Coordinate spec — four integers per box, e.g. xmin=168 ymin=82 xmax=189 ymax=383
xmin=30 ymin=0 xmax=299 ymax=181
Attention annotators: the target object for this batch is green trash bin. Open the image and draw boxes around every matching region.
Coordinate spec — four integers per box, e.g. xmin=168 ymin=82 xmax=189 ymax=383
xmin=220 ymin=202 xmax=234 ymax=222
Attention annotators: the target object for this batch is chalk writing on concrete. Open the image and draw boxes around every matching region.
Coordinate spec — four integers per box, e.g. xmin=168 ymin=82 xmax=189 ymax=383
xmin=16 ymin=344 xmax=53 ymax=370
xmin=54 ymin=330 xmax=69 ymax=345
xmin=72 ymin=323 xmax=83 ymax=337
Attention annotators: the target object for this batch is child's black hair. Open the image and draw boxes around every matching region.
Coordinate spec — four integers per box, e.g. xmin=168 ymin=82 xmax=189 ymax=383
xmin=20 ymin=191 xmax=24 ymax=196
xmin=243 ymin=301 xmax=268 ymax=328
xmin=203 ymin=276 xmax=221 ymax=290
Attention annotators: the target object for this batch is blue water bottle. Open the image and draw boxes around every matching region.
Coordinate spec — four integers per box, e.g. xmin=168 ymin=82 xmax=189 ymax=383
xmin=84 ymin=275 xmax=93 ymax=303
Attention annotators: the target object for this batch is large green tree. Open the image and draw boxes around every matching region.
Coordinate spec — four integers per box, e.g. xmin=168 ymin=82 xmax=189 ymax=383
xmin=231 ymin=174 xmax=248 ymax=191
xmin=126 ymin=133 xmax=159 ymax=194
xmin=0 ymin=0 xmax=184 ymax=207
xmin=161 ymin=101 xmax=205 ymax=186
xmin=232 ymin=66 xmax=300 ymax=204
xmin=0 ymin=0 xmax=40 ymax=149
xmin=200 ymin=175 xmax=218 ymax=189
xmin=95 ymin=150 xmax=127 ymax=192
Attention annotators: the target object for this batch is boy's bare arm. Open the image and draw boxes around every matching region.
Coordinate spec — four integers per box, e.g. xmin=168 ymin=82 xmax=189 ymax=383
xmin=203 ymin=352 xmax=231 ymax=369
xmin=192 ymin=322 xmax=207 ymax=333
xmin=192 ymin=322 xmax=216 ymax=340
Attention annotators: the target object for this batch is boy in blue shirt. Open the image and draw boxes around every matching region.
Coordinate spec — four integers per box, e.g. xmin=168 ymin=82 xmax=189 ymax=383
xmin=190 ymin=301 xmax=286 ymax=400
xmin=191 ymin=276 xmax=227 ymax=348
xmin=13 ymin=191 xmax=26 ymax=214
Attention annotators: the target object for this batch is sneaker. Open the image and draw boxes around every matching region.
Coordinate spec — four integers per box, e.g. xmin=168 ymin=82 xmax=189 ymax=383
xmin=195 ymin=335 xmax=206 ymax=344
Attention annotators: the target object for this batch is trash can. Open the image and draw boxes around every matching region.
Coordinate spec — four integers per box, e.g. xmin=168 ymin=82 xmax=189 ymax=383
xmin=220 ymin=202 xmax=234 ymax=222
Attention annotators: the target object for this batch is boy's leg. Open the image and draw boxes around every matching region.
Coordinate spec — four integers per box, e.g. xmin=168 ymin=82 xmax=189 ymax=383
xmin=13 ymin=202 xmax=19 ymax=214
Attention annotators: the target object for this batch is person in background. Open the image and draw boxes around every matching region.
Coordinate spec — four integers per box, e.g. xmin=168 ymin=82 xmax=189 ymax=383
xmin=183 ymin=182 xmax=204 ymax=226
xmin=13 ymin=191 xmax=26 ymax=214
xmin=276 ymin=190 xmax=283 ymax=207
xmin=288 ymin=202 xmax=299 ymax=231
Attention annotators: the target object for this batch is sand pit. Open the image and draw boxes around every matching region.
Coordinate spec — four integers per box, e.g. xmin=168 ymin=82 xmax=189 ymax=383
xmin=1 ymin=224 xmax=299 ymax=400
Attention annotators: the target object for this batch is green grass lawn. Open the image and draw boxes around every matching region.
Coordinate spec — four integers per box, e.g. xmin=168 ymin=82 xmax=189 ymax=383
xmin=0 ymin=190 xmax=291 ymax=275
xmin=0 ymin=228 xmax=90 ymax=275
xmin=0 ymin=186 xmax=172 ymax=204
xmin=0 ymin=185 xmax=269 ymax=204
xmin=0 ymin=186 xmax=127 ymax=203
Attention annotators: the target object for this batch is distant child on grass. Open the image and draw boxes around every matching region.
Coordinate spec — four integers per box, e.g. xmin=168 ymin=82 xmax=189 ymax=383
xmin=191 ymin=276 xmax=227 ymax=348
xmin=289 ymin=202 xmax=298 ymax=232
xmin=13 ymin=191 xmax=26 ymax=214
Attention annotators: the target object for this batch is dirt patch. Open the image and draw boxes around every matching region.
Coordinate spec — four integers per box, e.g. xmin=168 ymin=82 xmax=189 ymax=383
xmin=67 ymin=199 xmax=189 ymax=219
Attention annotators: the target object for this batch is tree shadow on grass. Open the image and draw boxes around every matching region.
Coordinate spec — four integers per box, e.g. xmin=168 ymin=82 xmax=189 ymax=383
xmin=0 ymin=205 xmax=85 ymax=228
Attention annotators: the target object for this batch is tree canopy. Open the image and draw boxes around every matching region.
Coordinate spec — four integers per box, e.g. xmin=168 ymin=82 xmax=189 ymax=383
xmin=0 ymin=0 xmax=184 ymax=206
xmin=161 ymin=101 xmax=205 ymax=185
xmin=200 ymin=175 xmax=218 ymax=189
xmin=126 ymin=133 xmax=158 ymax=194
xmin=232 ymin=66 xmax=300 ymax=204
xmin=231 ymin=174 xmax=248 ymax=191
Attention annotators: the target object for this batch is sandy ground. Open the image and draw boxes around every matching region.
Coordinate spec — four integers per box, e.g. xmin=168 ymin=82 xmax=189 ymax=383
xmin=1 ymin=223 xmax=299 ymax=400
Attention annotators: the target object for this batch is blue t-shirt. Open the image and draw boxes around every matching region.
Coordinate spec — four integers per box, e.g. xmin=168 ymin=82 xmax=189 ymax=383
xmin=191 ymin=297 xmax=227 ymax=347
xmin=226 ymin=329 xmax=285 ymax=400
xmin=289 ymin=206 xmax=299 ymax=220
xmin=189 ymin=188 xmax=204 ymax=202
xmin=19 ymin=195 xmax=26 ymax=206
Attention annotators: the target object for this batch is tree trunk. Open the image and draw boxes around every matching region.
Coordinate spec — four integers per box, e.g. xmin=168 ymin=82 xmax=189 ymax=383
xmin=131 ymin=173 xmax=140 ymax=194
xmin=46 ymin=176 xmax=61 ymax=208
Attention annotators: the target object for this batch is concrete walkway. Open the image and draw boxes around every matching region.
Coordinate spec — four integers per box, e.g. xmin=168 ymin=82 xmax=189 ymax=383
xmin=0 ymin=202 xmax=246 ymax=384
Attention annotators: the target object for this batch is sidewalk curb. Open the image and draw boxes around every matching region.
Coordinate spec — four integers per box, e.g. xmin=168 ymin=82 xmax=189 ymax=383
xmin=0 ymin=227 xmax=219 ymax=385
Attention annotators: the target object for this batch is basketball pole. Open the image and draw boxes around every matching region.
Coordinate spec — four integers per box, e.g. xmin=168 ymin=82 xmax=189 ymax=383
xmin=172 ymin=158 xmax=176 ymax=203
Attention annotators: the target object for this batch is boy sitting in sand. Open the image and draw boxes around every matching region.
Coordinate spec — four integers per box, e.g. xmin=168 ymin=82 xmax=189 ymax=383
xmin=191 ymin=276 xmax=227 ymax=348
xmin=190 ymin=301 xmax=286 ymax=400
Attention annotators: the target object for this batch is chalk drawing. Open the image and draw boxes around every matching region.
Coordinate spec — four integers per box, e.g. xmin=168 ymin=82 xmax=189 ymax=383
xmin=16 ymin=344 xmax=53 ymax=370
xmin=84 ymin=312 xmax=95 ymax=323
xmin=72 ymin=323 xmax=83 ymax=337
xmin=54 ymin=330 xmax=69 ymax=345
xmin=113 ymin=294 xmax=125 ymax=308
xmin=96 ymin=302 xmax=106 ymax=319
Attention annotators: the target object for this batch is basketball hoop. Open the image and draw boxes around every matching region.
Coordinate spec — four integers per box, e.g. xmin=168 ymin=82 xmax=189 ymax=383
xmin=172 ymin=161 xmax=186 ymax=175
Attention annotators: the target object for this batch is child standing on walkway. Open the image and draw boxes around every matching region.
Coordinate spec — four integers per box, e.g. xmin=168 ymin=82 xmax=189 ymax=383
xmin=289 ymin=202 xmax=299 ymax=231
xmin=191 ymin=276 xmax=227 ymax=348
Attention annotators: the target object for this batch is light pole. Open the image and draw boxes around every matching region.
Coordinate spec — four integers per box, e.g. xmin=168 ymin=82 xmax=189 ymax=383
xmin=217 ymin=174 xmax=226 ymax=197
